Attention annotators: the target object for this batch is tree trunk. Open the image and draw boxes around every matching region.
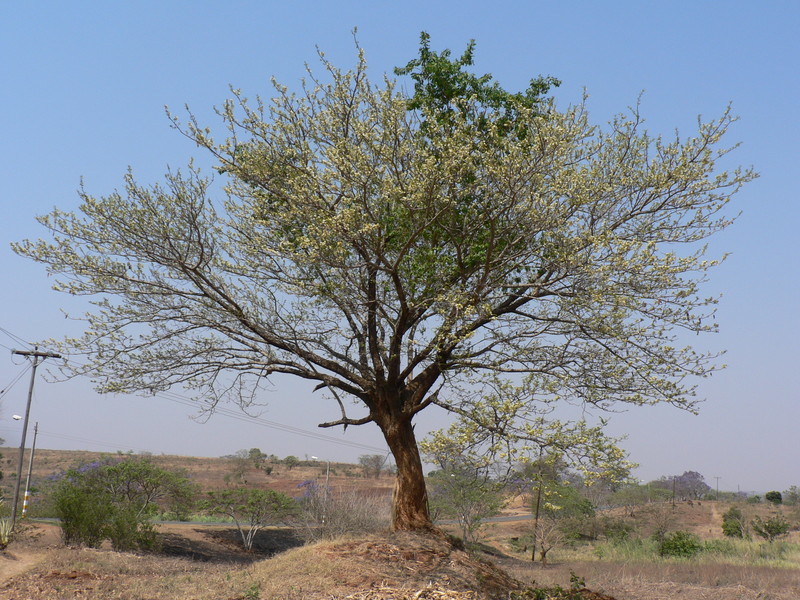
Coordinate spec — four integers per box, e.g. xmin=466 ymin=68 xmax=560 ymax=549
xmin=378 ymin=414 xmax=434 ymax=531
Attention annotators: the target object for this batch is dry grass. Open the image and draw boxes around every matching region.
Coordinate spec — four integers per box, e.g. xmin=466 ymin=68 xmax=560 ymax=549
xmin=3 ymin=452 xmax=800 ymax=600
xmin=4 ymin=519 xmax=800 ymax=600
xmin=1 ymin=526 xmax=526 ymax=600
xmin=0 ymin=547 xmax=253 ymax=599
xmin=504 ymin=559 xmax=800 ymax=600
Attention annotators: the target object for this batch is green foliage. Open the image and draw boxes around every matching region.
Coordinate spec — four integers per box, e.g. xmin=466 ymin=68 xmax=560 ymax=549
xmin=394 ymin=31 xmax=558 ymax=136
xmin=243 ymin=582 xmax=261 ymax=600
xmin=747 ymin=495 xmax=762 ymax=504
xmin=14 ymin=35 xmax=756 ymax=531
xmin=765 ymin=491 xmax=783 ymax=505
xmin=658 ymin=530 xmax=703 ymax=558
xmin=283 ymin=456 xmax=299 ymax=470
xmin=52 ymin=457 xmax=195 ymax=550
xmin=721 ymin=505 xmax=747 ymax=538
xmin=55 ymin=478 xmax=113 ymax=547
xmin=751 ymin=514 xmax=790 ymax=543
xmin=202 ymin=488 xmax=297 ymax=551
xmin=510 ymin=571 xmax=585 ymax=600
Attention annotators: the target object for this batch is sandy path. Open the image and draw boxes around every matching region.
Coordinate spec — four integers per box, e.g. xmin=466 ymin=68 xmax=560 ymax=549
xmin=0 ymin=549 xmax=47 ymax=584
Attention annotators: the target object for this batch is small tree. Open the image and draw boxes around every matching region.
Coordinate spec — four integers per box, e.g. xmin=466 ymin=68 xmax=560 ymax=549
xmin=533 ymin=518 xmax=565 ymax=566
xmin=422 ymin=428 xmax=506 ymax=545
xmin=224 ymin=449 xmax=251 ymax=485
xmin=751 ymin=515 xmax=790 ymax=543
xmin=359 ymin=454 xmax=389 ymax=479
xmin=283 ymin=456 xmax=299 ymax=471
xmin=203 ymin=488 xmax=296 ymax=551
xmin=426 ymin=468 xmax=505 ymax=545
xmin=721 ymin=505 xmax=747 ymax=538
xmin=765 ymin=491 xmax=783 ymax=505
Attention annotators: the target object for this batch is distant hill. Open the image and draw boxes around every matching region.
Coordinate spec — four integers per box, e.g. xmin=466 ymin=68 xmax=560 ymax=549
xmin=0 ymin=447 xmax=395 ymax=499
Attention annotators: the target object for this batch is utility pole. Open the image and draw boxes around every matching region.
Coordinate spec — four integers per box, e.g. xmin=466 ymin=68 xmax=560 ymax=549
xmin=22 ymin=422 xmax=39 ymax=517
xmin=714 ymin=476 xmax=721 ymax=500
xmin=10 ymin=347 xmax=60 ymax=528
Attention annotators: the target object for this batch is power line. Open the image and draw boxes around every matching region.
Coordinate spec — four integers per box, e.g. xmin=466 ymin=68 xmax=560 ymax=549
xmin=155 ymin=390 xmax=386 ymax=453
xmin=0 ymin=325 xmax=387 ymax=455
xmin=0 ymin=362 xmax=33 ymax=401
xmin=0 ymin=327 xmax=32 ymax=348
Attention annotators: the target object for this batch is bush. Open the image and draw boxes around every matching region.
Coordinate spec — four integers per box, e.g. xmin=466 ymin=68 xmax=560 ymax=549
xmin=658 ymin=530 xmax=703 ymax=558
xmin=765 ymin=491 xmax=783 ymax=505
xmin=52 ymin=457 xmax=195 ymax=550
xmin=721 ymin=506 xmax=746 ymax=538
xmin=54 ymin=478 xmax=110 ymax=547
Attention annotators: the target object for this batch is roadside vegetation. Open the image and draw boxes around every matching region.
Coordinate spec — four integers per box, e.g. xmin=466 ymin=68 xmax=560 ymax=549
xmin=2 ymin=448 xmax=800 ymax=600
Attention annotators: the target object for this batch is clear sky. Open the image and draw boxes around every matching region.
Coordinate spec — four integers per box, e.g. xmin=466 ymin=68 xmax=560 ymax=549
xmin=1 ymin=1 xmax=797 ymax=493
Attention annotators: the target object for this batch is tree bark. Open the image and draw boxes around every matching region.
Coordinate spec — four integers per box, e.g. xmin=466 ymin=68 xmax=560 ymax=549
xmin=378 ymin=413 xmax=434 ymax=531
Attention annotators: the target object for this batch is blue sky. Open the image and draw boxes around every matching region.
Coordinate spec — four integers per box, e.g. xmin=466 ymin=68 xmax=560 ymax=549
xmin=1 ymin=1 xmax=797 ymax=492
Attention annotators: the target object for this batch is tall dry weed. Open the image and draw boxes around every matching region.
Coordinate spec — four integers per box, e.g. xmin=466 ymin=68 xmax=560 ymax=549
xmin=298 ymin=483 xmax=391 ymax=541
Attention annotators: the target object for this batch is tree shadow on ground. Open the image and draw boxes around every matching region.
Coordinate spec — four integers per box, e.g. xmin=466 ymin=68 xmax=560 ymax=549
xmin=159 ymin=526 xmax=305 ymax=563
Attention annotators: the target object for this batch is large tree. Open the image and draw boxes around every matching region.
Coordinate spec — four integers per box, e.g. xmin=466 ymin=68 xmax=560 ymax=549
xmin=14 ymin=36 xmax=754 ymax=531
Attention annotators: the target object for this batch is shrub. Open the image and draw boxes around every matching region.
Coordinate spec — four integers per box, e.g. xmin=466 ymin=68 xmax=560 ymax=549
xmin=54 ymin=477 xmax=110 ymax=547
xmin=765 ymin=491 xmax=783 ymax=505
xmin=52 ymin=457 xmax=195 ymax=550
xmin=658 ymin=530 xmax=703 ymax=558
xmin=721 ymin=506 xmax=746 ymax=538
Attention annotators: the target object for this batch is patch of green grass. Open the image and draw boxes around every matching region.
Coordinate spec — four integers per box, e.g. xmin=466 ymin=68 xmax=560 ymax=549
xmin=577 ymin=536 xmax=800 ymax=568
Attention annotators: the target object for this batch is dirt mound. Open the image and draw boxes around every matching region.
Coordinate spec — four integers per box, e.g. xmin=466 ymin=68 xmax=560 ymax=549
xmin=255 ymin=530 xmax=617 ymax=600
xmin=322 ymin=531 xmax=522 ymax=598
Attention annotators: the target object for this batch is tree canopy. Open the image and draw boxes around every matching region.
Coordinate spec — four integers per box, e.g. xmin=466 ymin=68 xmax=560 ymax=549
xmin=14 ymin=34 xmax=755 ymax=531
